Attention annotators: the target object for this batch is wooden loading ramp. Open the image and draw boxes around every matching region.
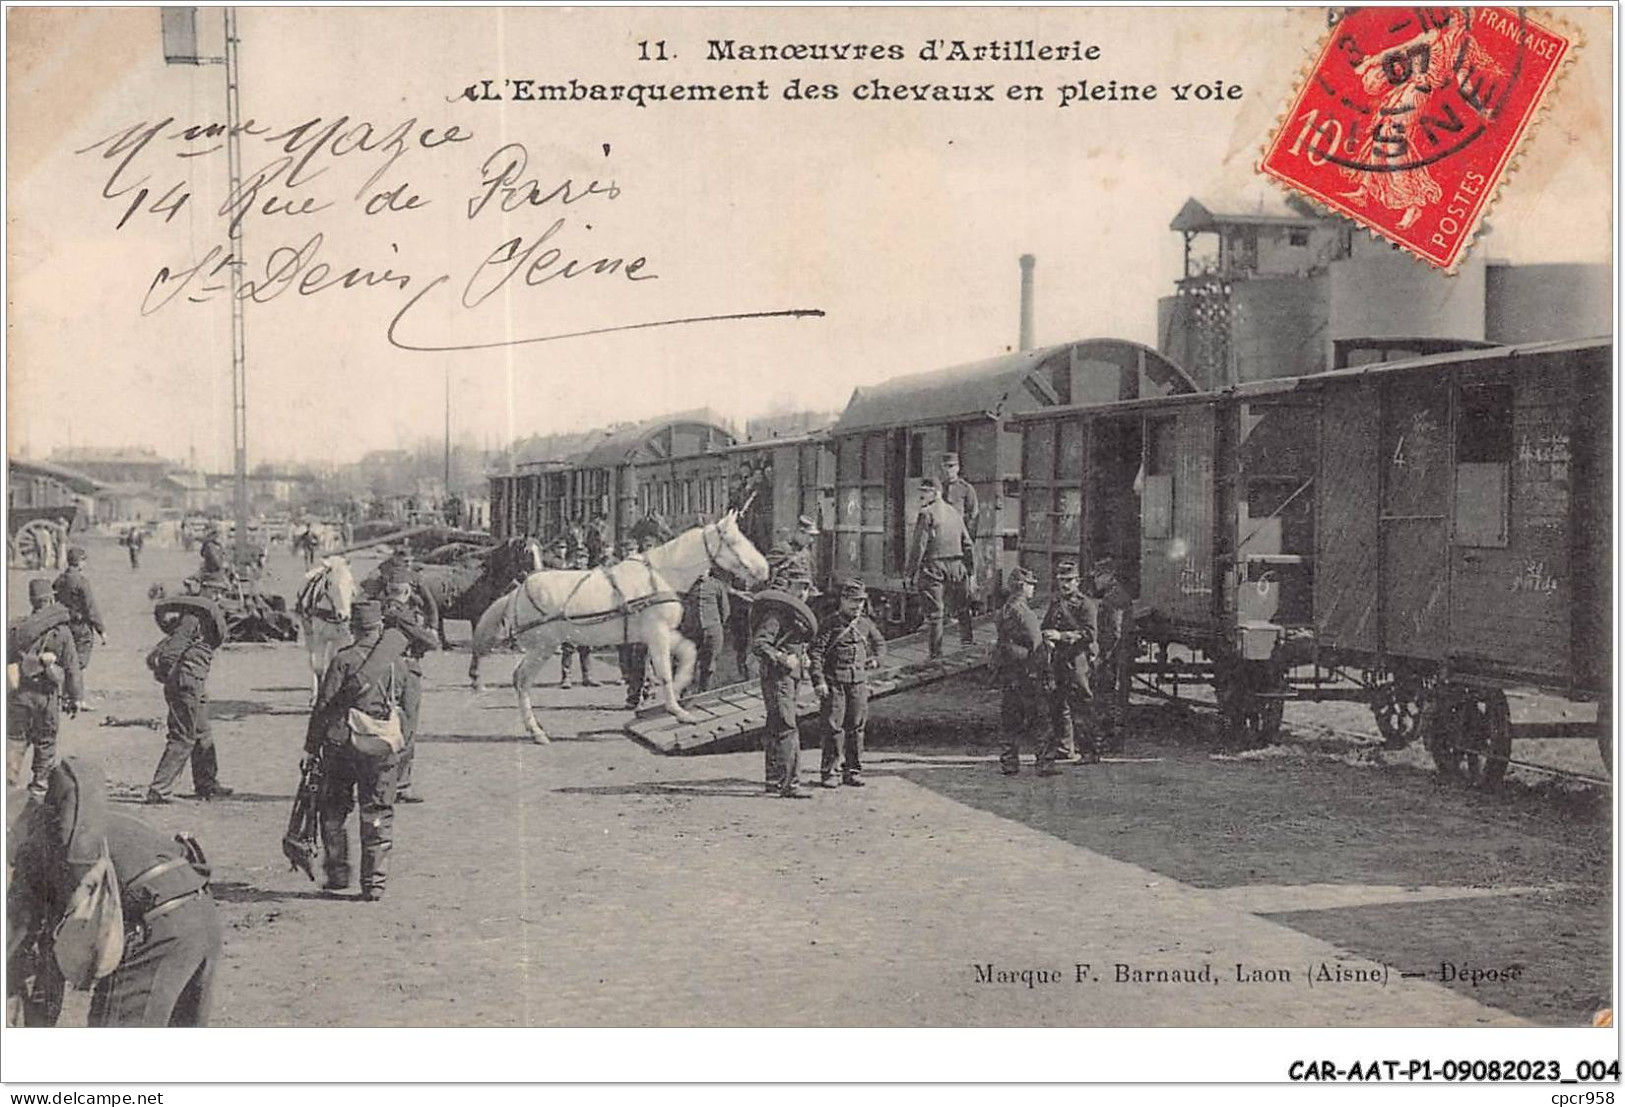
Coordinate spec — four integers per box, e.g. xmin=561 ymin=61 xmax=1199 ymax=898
xmin=625 ymin=616 xmax=996 ymax=755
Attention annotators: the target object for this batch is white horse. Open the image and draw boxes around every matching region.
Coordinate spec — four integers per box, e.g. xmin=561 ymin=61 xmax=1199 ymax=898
xmin=294 ymin=555 xmax=357 ymax=705
xmin=470 ymin=512 xmax=770 ymax=743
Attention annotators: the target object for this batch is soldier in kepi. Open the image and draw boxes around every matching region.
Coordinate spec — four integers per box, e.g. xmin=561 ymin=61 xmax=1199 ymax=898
xmin=907 ymin=477 xmax=976 ymax=659
xmin=682 ymin=565 xmax=731 ymax=694
xmin=810 ymin=578 xmax=885 ymax=788
xmin=1089 ymin=558 xmax=1137 ymax=754
xmin=145 ymin=597 xmax=231 ymax=804
xmin=306 ymin=600 xmax=410 ymax=901
xmin=1041 ymin=559 xmax=1100 ymax=765
xmin=52 ymin=547 xmax=106 ymax=684
xmin=995 ymin=566 xmax=1054 ymax=775
xmin=751 ymin=563 xmax=819 ymax=799
xmin=381 ymin=581 xmax=440 ymax=805
xmin=559 ymin=547 xmax=596 ymax=689
xmin=7 ymin=579 xmax=83 ymax=798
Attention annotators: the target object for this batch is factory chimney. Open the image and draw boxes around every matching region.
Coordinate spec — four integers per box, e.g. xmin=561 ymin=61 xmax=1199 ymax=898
xmin=1018 ymin=254 xmax=1036 ymax=352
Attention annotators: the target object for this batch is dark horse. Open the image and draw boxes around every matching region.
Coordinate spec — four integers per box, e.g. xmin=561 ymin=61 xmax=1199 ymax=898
xmin=366 ymin=537 xmax=542 ymax=647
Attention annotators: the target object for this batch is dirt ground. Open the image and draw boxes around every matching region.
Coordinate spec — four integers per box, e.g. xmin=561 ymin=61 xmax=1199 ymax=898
xmin=6 ymin=537 xmax=1614 ymax=1028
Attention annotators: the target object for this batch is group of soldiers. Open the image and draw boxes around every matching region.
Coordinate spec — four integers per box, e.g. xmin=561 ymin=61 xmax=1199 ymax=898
xmin=995 ymin=557 xmax=1135 ymax=774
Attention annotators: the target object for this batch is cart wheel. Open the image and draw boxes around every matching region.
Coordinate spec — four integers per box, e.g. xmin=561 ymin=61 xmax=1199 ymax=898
xmin=1427 ymin=687 xmax=1511 ymax=790
xmin=1371 ymin=670 xmax=1427 ymax=749
xmin=1216 ymin=661 xmax=1284 ymax=750
xmin=15 ymin=520 xmax=54 ymax=569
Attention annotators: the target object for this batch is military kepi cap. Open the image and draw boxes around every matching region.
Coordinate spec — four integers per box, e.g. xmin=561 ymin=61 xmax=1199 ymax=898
xmin=1055 ymin=559 xmax=1080 ymax=580
xmin=1008 ymin=566 xmax=1037 ymax=588
xmin=839 ymin=578 xmax=867 ymax=599
xmin=796 ymin=515 xmax=820 ymax=535
xmin=66 ymin=547 xmax=87 ymax=565
xmin=351 ymin=600 xmax=384 ymax=630
xmin=918 ymin=477 xmax=941 ymax=492
xmin=1092 ymin=557 xmax=1117 ymax=575
xmin=939 ymin=452 xmax=960 ymax=465
xmin=28 ymin=578 xmax=52 ymax=602
xmin=784 ymin=564 xmax=813 ymax=583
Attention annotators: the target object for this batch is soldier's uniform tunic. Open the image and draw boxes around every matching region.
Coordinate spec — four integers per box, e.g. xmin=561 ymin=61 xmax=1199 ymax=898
xmin=908 ymin=496 xmax=976 ymax=658
xmin=7 ymin=600 xmax=83 ymax=797
xmin=380 ymin=597 xmax=440 ymax=801
xmin=306 ymin=621 xmax=410 ymax=899
xmin=8 ymin=762 xmax=222 ymax=1027
xmin=684 ymin=572 xmax=732 ymax=693
xmin=51 ymin=565 xmax=103 ymax=672
xmin=995 ymin=583 xmax=1052 ymax=773
xmin=809 ymin=602 xmax=885 ymax=785
xmin=146 ymin=613 xmax=223 ymax=800
xmin=1042 ymin=586 xmax=1101 ymax=760
xmin=751 ymin=602 xmax=816 ymax=797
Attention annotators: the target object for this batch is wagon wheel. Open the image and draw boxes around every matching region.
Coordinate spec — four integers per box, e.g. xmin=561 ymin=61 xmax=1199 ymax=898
xmin=14 ymin=520 xmax=55 ymax=569
xmin=1426 ymin=688 xmax=1511 ymax=790
xmin=1216 ymin=661 xmax=1285 ymax=750
xmin=1371 ymin=669 xmax=1429 ymax=750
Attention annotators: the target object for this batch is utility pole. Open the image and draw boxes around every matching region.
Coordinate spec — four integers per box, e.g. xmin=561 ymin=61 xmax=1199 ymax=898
xmin=163 ymin=7 xmax=249 ymax=563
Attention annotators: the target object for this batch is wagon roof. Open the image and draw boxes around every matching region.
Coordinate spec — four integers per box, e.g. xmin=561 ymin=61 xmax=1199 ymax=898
xmin=572 ymin=409 xmax=735 ymax=468
xmin=8 ymin=457 xmax=102 ymax=495
xmin=834 ymin=340 xmax=1197 ymax=435
xmin=1009 ymin=336 xmax=1613 ymax=424
xmin=1170 ymin=192 xmax=1325 ymax=232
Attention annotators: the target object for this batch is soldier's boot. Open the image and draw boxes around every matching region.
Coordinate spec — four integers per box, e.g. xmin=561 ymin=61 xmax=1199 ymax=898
xmin=319 ymin=812 xmax=352 ymax=890
xmin=359 ymin=806 xmax=394 ymax=901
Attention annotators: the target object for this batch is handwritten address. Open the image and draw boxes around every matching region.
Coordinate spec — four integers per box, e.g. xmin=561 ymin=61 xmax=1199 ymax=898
xmin=75 ymin=115 xmax=821 ymax=352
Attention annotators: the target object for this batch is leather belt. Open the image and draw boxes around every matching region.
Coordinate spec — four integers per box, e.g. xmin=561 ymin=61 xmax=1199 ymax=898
xmin=142 ymin=888 xmax=207 ymax=926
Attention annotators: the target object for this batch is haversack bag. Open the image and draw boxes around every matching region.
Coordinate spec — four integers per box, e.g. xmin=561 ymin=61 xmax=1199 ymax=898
xmin=346 ymin=666 xmax=404 ymax=758
xmin=51 ymin=840 xmax=125 ymax=989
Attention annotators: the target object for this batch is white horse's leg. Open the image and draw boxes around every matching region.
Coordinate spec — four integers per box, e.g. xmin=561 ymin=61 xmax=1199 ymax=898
xmin=646 ymin=623 xmax=698 ymax=725
xmin=513 ymin=639 xmax=554 ymax=743
xmin=671 ymin=633 xmax=698 ymax=701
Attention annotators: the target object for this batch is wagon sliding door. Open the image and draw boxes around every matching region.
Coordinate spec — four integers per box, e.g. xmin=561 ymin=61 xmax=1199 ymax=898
xmin=1315 ymin=384 xmax=1379 ymax=651
xmin=1378 ymin=378 xmax=1451 ymax=660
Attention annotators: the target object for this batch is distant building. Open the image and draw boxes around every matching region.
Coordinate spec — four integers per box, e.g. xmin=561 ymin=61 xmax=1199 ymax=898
xmin=50 ymin=446 xmax=175 ymax=486
xmin=1158 ymin=192 xmax=1612 ymax=389
xmin=744 ymin=410 xmax=839 ymax=441
xmin=9 ymin=458 xmax=100 ymax=519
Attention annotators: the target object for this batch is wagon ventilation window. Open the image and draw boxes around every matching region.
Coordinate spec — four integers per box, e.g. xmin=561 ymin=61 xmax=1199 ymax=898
xmin=1454 ymin=383 xmax=1512 ymax=548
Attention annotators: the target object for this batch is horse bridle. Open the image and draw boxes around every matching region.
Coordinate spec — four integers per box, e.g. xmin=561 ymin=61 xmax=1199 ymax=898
xmin=701 ymin=518 xmax=753 ymax=576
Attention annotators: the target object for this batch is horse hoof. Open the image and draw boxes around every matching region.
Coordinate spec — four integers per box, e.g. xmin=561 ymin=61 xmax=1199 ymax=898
xmin=669 ymin=708 xmax=699 ymax=725
xmin=530 ymin=732 xmax=550 ymax=746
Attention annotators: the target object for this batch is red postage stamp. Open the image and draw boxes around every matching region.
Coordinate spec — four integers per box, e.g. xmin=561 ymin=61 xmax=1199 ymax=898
xmin=1260 ymin=7 xmax=1572 ymax=271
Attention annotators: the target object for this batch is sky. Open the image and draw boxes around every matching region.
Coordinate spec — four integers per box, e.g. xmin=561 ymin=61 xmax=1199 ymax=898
xmin=6 ymin=6 xmax=1613 ymax=468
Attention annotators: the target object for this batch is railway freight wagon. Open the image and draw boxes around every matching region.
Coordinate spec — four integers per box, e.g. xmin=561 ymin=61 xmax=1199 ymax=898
xmin=832 ymin=340 xmax=1198 ymax=631
xmin=1011 ymin=336 xmax=1612 ymax=783
xmin=629 ymin=432 xmax=836 ymax=581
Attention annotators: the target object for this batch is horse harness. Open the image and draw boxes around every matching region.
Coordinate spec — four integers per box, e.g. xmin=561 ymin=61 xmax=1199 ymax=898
xmin=505 ymin=524 xmax=752 ymax=642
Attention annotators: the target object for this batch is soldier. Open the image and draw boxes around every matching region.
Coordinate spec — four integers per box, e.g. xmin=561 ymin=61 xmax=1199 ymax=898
xmin=1090 ymin=558 xmax=1137 ymax=754
xmin=373 ymin=546 xmax=443 ymax=647
xmin=938 ymin=452 xmax=980 ymax=538
xmin=995 ymin=567 xmax=1054 ymax=775
xmin=197 ymin=526 xmax=232 ymax=584
xmin=810 ymin=578 xmax=885 ymax=788
xmin=8 ymin=758 xmax=222 ymax=1027
xmin=7 ymin=579 xmax=83 ymax=798
xmin=683 ymin=566 xmax=731 ymax=693
xmin=295 ymin=525 xmax=319 ymax=568
xmin=542 ymin=537 xmax=570 ymax=570
xmin=751 ymin=564 xmax=818 ymax=799
xmin=306 ymin=600 xmax=409 ymax=901
xmin=1041 ymin=560 xmax=1101 ymax=765
xmin=145 ymin=597 xmax=231 ymax=803
xmin=584 ymin=514 xmax=609 ymax=568
xmin=52 ymin=547 xmax=105 ymax=677
xmin=381 ymin=581 xmax=440 ymax=805
xmin=560 ymin=548 xmax=596 ymax=689
xmin=124 ymin=527 xmax=145 ymax=570
xmin=907 ymin=477 xmax=976 ymax=658
xmin=617 ymin=533 xmax=662 ymax=708
xmin=786 ymin=514 xmax=820 ymax=588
